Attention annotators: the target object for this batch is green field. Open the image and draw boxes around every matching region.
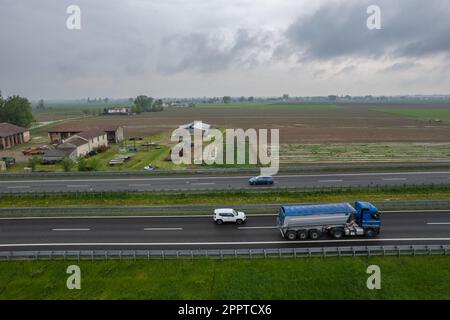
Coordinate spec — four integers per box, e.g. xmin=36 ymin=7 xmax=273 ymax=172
xmin=0 ymin=256 xmax=448 ymax=299
xmin=281 ymin=142 xmax=450 ymax=163
xmin=376 ymin=108 xmax=450 ymax=123
xmin=1 ymin=185 xmax=449 ymax=210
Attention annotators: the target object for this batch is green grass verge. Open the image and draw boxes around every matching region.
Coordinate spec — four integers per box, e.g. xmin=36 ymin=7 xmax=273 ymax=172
xmin=0 ymin=256 xmax=448 ymax=299
xmin=1 ymin=185 xmax=450 ymax=208
xmin=281 ymin=142 xmax=450 ymax=163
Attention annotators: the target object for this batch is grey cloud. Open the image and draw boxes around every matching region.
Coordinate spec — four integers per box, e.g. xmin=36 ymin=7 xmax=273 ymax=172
xmin=286 ymin=0 xmax=450 ymax=61
xmin=156 ymin=29 xmax=275 ymax=73
xmin=382 ymin=62 xmax=420 ymax=73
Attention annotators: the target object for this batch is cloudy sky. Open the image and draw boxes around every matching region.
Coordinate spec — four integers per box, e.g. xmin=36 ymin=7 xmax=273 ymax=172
xmin=1 ymin=0 xmax=450 ymax=99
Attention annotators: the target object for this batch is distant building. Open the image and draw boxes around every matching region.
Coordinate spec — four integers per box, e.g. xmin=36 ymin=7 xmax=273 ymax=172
xmin=0 ymin=122 xmax=31 ymax=149
xmin=43 ymin=129 xmax=108 ymax=162
xmin=48 ymin=126 xmax=123 ymax=144
xmin=178 ymin=121 xmax=211 ymax=138
xmin=105 ymin=107 xmax=133 ymax=115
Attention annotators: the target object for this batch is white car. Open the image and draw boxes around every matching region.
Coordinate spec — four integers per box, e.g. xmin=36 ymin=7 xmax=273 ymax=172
xmin=213 ymin=208 xmax=247 ymax=225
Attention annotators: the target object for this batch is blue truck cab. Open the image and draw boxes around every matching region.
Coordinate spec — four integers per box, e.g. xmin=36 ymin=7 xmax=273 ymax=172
xmin=353 ymin=201 xmax=381 ymax=235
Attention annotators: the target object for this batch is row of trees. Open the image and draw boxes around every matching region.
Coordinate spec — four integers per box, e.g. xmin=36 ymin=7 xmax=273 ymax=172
xmin=0 ymin=92 xmax=34 ymax=127
xmin=133 ymin=95 xmax=163 ymax=113
xmin=27 ymin=156 xmax=101 ymax=172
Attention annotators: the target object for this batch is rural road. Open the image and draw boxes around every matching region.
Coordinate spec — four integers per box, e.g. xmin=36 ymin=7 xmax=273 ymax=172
xmin=1 ymin=171 xmax=450 ymax=193
xmin=0 ymin=211 xmax=449 ymax=250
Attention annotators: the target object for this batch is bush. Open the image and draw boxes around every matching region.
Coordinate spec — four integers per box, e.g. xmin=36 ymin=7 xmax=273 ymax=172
xmin=27 ymin=156 xmax=41 ymax=172
xmin=77 ymin=157 xmax=89 ymax=171
xmin=61 ymin=157 xmax=74 ymax=172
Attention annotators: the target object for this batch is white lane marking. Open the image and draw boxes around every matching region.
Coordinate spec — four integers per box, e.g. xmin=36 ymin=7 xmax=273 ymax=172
xmin=129 ymin=184 xmax=152 ymax=187
xmin=7 ymin=186 xmax=30 ymax=189
xmin=1 ymin=238 xmax=450 ymax=247
xmin=238 ymin=226 xmax=277 ymax=230
xmin=143 ymin=228 xmax=183 ymax=231
xmin=318 ymin=179 xmax=343 ymax=183
xmin=66 ymin=185 xmax=89 ymax=188
xmin=0 ymin=210 xmax=449 ymax=220
xmin=1 ymin=171 xmax=450 ymax=184
xmin=52 ymin=228 xmax=91 ymax=231
xmin=427 ymin=222 xmax=450 ymax=225
xmin=382 ymin=178 xmax=407 ymax=181
xmin=190 ymin=182 xmax=216 ymax=185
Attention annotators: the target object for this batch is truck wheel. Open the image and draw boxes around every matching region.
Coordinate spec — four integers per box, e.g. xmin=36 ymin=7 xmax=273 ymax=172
xmin=216 ymin=219 xmax=223 ymax=225
xmin=309 ymin=229 xmax=320 ymax=240
xmin=332 ymin=228 xmax=344 ymax=239
xmin=236 ymin=219 xmax=243 ymax=225
xmin=297 ymin=230 xmax=308 ymax=240
xmin=365 ymin=229 xmax=376 ymax=238
xmin=286 ymin=231 xmax=297 ymax=241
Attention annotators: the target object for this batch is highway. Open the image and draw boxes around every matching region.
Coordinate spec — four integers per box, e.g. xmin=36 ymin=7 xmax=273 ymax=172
xmin=0 ymin=211 xmax=449 ymax=250
xmin=1 ymin=170 xmax=450 ymax=193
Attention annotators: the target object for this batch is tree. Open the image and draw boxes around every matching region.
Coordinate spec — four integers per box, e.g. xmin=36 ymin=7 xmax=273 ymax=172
xmin=77 ymin=157 xmax=88 ymax=171
xmin=134 ymin=95 xmax=160 ymax=112
xmin=239 ymin=96 xmax=246 ymax=102
xmin=248 ymin=96 xmax=254 ymax=102
xmin=36 ymin=99 xmax=45 ymax=110
xmin=153 ymin=99 xmax=163 ymax=112
xmin=28 ymin=156 xmax=41 ymax=172
xmin=222 ymin=96 xmax=231 ymax=104
xmin=328 ymin=95 xmax=338 ymax=101
xmin=0 ymin=95 xmax=34 ymax=127
xmin=134 ymin=95 xmax=152 ymax=112
xmin=88 ymin=158 xmax=100 ymax=171
xmin=61 ymin=157 xmax=74 ymax=172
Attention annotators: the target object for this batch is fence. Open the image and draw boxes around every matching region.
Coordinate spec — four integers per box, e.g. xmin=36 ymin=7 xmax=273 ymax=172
xmin=1 ymin=161 xmax=450 ymax=179
xmin=2 ymin=183 xmax=450 ymax=198
xmin=0 ymin=245 xmax=448 ymax=261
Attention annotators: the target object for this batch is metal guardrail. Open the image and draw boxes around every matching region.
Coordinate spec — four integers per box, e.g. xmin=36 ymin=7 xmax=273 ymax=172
xmin=1 ymin=162 xmax=450 ymax=179
xmin=1 ymin=183 xmax=450 ymax=197
xmin=0 ymin=245 xmax=448 ymax=261
xmin=0 ymin=200 xmax=449 ymax=217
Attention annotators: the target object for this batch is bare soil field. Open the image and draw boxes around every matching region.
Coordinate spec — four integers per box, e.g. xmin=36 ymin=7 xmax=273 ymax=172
xmin=44 ymin=104 xmax=450 ymax=143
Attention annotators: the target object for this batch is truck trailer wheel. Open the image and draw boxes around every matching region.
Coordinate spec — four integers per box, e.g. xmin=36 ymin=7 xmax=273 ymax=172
xmin=286 ymin=231 xmax=297 ymax=241
xmin=331 ymin=228 xmax=344 ymax=239
xmin=309 ymin=229 xmax=320 ymax=240
xmin=365 ymin=229 xmax=376 ymax=238
xmin=297 ymin=230 xmax=308 ymax=240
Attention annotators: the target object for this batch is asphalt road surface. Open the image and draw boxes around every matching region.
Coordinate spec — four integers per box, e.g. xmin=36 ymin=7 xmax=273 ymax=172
xmin=0 ymin=210 xmax=449 ymax=250
xmin=1 ymin=171 xmax=450 ymax=193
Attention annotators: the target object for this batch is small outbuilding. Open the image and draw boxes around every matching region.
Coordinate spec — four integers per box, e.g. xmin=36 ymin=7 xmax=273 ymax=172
xmin=0 ymin=122 xmax=31 ymax=149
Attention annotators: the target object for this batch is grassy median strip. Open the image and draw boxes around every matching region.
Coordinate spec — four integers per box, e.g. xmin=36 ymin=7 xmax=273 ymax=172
xmin=1 ymin=185 xmax=450 ymax=209
xmin=0 ymin=256 xmax=448 ymax=299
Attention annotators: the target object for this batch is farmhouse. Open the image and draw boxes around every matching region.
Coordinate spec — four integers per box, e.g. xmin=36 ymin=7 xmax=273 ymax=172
xmin=48 ymin=125 xmax=123 ymax=144
xmin=179 ymin=121 xmax=211 ymax=138
xmin=105 ymin=107 xmax=132 ymax=115
xmin=43 ymin=129 xmax=108 ymax=162
xmin=0 ymin=122 xmax=31 ymax=149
